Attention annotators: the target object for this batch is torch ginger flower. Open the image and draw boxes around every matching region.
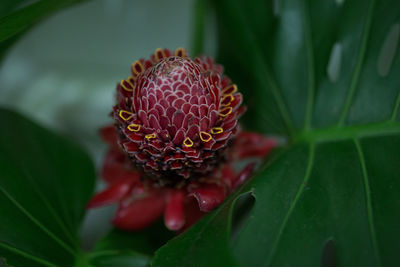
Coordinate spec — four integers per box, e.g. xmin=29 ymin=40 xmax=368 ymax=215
xmin=87 ymin=48 xmax=276 ymax=231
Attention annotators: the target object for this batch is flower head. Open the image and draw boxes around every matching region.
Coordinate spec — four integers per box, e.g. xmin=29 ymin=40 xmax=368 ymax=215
xmin=115 ymin=48 xmax=244 ymax=186
xmin=88 ymin=48 xmax=276 ymax=231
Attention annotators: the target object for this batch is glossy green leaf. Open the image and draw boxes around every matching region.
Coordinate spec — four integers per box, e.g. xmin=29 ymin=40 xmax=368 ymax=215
xmin=0 ymin=0 xmax=85 ymax=59
xmin=153 ymin=0 xmax=400 ymax=266
xmin=0 ymin=108 xmax=95 ymax=267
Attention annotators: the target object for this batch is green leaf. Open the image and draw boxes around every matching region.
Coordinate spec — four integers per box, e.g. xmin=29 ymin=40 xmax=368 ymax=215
xmin=0 ymin=0 xmax=86 ymax=59
xmin=93 ymin=220 xmax=174 ymax=257
xmin=153 ymin=0 xmax=400 ymax=265
xmin=0 ymin=108 xmax=95 ymax=267
xmin=87 ymin=250 xmax=150 ymax=267
xmin=153 ymin=198 xmax=239 ymax=267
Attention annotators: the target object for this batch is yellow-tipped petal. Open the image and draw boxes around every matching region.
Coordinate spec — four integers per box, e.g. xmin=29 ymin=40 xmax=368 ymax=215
xmin=219 ymin=107 xmax=233 ymax=117
xmin=131 ymin=60 xmax=144 ymax=75
xmin=127 ymin=123 xmax=141 ymax=132
xmin=145 ymin=133 xmax=157 ymax=139
xmin=199 ymin=131 xmax=212 ymax=142
xmin=119 ymin=110 xmax=133 ymax=121
xmin=211 ymin=127 xmax=223 ymax=134
xmin=183 ymin=137 xmax=194 ymax=147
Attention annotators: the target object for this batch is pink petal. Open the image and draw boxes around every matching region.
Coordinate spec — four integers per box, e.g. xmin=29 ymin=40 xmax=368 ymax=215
xmin=87 ymin=179 xmax=135 ymax=209
xmin=113 ymin=191 xmax=166 ymax=230
xmin=172 ymin=98 xmax=185 ymax=109
xmin=180 ymin=198 xmax=205 ymax=232
xmin=155 ymin=104 xmax=165 ymax=116
xmin=189 ymin=105 xmax=200 ymax=117
xmin=186 ymin=124 xmax=200 ymax=140
xmin=190 ymin=184 xmax=226 ymax=212
xmin=177 ymin=84 xmax=190 ymax=94
xmin=155 ymin=89 xmax=163 ymax=101
xmin=200 ymin=117 xmax=210 ymax=131
xmin=173 ymin=128 xmax=185 ymax=145
xmin=172 ymin=111 xmax=185 ymax=129
xmin=159 ymin=115 xmax=170 ymax=129
xmin=164 ymin=190 xmax=185 ymax=231
xmin=230 ymin=93 xmax=243 ymax=111
xmin=148 ymin=93 xmax=157 ymax=108
xmin=149 ymin=114 xmax=161 ymax=130
xmin=209 ymin=110 xmax=218 ymax=127
xmin=222 ymin=119 xmax=237 ymax=132
xmin=233 ymin=162 xmax=256 ymax=189
xmin=221 ymin=165 xmax=235 ymax=189
xmin=138 ymin=110 xmax=149 ymax=127
xmin=235 ymin=132 xmax=278 ymax=159
xmin=101 ymin=150 xmax=140 ymax=185
xmin=166 ymin=106 xmax=177 ymax=120
xmin=182 ymin=103 xmax=191 ymax=113
xmin=122 ymin=141 xmax=140 ymax=153
xmin=99 ymin=126 xmax=118 ymax=148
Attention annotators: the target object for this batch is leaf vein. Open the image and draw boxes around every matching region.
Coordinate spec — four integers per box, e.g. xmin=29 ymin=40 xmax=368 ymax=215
xmin=0 ymin=186 xmax=76 ymax=256
xmin=265 ymin=142 xmax=315 ymax=266
xmin=354 ymin=138 xmax=382 ymax=266
xmin=302 ymin=0 xmax=315 ymax=131
xmin=390 ymin=88 xmax=400 ymax=122
xmin=228 ymin=1 xmax=295 ymax=135
xmin=0 ymin=242 xmax=58 ymax=267
xmin=22 ymin=168 xmax=76 ymax=247
xmin=337 ymin=0 xmax=376 ymax=126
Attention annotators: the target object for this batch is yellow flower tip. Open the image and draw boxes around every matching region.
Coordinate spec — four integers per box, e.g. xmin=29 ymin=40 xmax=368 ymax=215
xmin=219 ymin=107 xmax=233 ymax=117
xmin=222 ymin=84 xmax=238 ymax=95
xmin=127 ymin=123 xmax=141 ymax=132
xmin=199 ymin=131 xmax=212 ymax=142
xmin=145 ymin=133 xmax=157 ymax=139
xmin=155 ymin=48 xmax=167 ymax=62
xmin=221 ymin=94 xmax=234 ymax=106
xmin=131 ymin=60 xmax=144 ymax=76
xmin=119 ymin=110 xmax=133 ymax=121
xmin=175 ymin=47 xmax=186 ymax=58
xmin=183 ymin=137 xmax=194 ymax=147
xmin=127 ymin=76 xmax=136 ymax=84
xmin=210 ymin=127 xmax=223 ymax=134
xmin=120 ymin=79 xmax=133 ymax=92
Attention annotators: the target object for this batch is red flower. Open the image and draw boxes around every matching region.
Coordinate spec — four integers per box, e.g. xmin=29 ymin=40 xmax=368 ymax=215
xmin=87 ymin=48 xmax=276 ymax=231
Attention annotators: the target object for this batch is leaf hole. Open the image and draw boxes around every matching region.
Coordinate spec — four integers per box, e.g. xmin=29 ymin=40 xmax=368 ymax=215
xmin=327 ymin=42 xmax=342 ymax=83
xmin=377 ymin=23 xmax=400 ymax=77
xmin=321 ymin=239 xmax=337 ymax=267
xmin=230 ymin=191 xmax=256 ymax=243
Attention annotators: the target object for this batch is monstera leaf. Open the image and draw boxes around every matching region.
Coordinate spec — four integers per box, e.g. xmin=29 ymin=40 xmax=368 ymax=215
xmin=153 ymin=0 xmax=400 ymax=266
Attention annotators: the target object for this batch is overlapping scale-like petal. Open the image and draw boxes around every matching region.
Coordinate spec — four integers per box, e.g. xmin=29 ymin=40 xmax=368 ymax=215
xmin=88 ymin=48 xmax=277 ymax=232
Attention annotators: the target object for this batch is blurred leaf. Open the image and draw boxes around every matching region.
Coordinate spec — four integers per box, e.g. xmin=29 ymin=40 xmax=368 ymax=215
xmin=0 ymin=0 xmax=86 ymax=58
xmin=93 ymin=220 xmax=174 ymax=256
xmin=153 ymin=0 xmax=400 ymax=266
xmin=88 ymin=250 xmax=150 ymax=267
xmin=191 ymin=0 xmax=207 ymax=56
xmin=0 ymin=0 xmax=31 ymax=18
xmin=0 ymin=108 xmax=95 ymax=266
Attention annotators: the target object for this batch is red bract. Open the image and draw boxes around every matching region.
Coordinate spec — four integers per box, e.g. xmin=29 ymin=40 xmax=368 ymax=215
xmin=87 ymin=48 xmax=276 ymax=231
